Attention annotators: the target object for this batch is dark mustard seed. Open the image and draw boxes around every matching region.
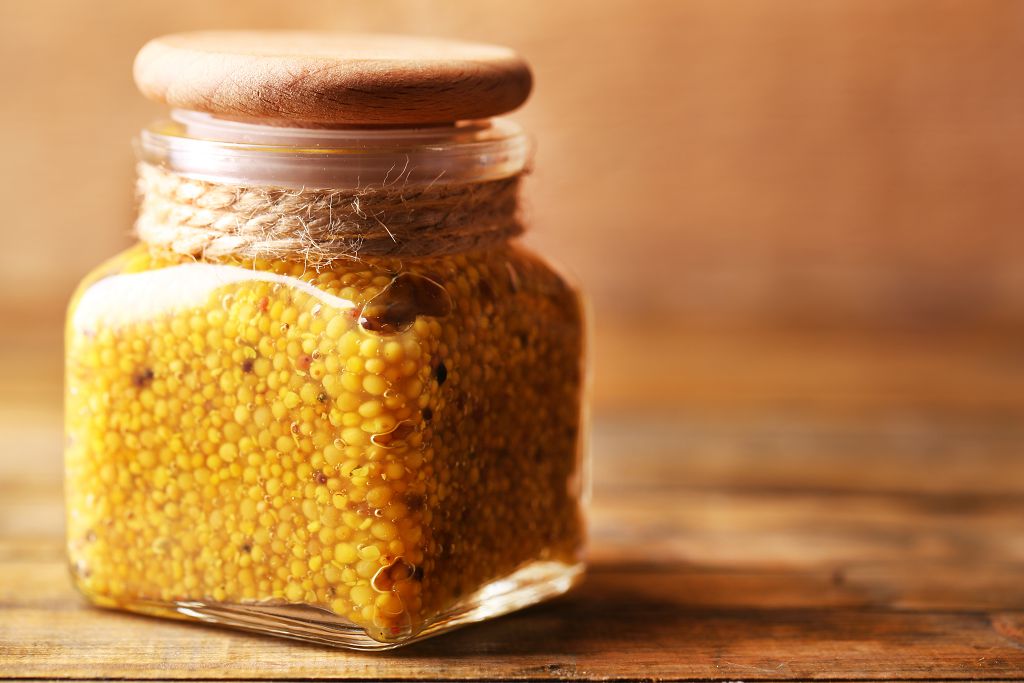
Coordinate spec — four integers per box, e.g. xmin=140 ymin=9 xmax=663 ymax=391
xmin=131 ymin=368 xmax=155 ymax=388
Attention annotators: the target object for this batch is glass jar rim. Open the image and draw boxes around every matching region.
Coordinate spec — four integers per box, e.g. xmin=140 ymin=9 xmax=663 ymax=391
xmin=137 ymin=110 xmax=532 ymax=188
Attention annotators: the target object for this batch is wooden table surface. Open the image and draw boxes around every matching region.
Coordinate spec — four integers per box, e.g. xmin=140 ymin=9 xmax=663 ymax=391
xmin=2 ymin=322 xmax=1024 ymax=681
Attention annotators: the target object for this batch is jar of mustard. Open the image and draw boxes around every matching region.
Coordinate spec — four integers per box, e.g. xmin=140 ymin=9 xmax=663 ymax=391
xmin=64 ymin=31 xmax=587 ymax=649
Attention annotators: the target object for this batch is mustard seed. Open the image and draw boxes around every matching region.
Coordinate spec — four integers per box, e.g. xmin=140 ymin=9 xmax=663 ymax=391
xmin=65 ymin=242 xmax=584 ymax=641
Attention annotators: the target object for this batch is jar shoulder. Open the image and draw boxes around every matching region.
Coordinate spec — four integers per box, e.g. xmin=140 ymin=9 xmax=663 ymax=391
xmin=67 ymin=243 xmax=583 ymax=337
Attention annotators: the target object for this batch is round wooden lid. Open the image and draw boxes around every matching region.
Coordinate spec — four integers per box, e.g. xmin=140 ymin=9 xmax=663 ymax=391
xmin=134 ymin=31 xmax=533 ymax=126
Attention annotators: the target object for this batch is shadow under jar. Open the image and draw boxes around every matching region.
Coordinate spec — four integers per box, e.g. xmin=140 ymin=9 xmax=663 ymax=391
xmin=64 ymin=31 xmax=587 ymax=649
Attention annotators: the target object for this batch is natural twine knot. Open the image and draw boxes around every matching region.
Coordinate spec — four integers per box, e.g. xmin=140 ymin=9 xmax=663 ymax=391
xmin=134 ymin=163 xmax=524 ymax=265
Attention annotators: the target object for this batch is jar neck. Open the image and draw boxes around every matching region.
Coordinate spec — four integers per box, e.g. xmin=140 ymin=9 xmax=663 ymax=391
xmin=138 ymin=110 xmax=531 ymax=189
xmin=133 ymin=111 xmax=529 ymax=264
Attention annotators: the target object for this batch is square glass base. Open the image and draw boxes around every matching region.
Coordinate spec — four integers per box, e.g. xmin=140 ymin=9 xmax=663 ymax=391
xmin=98 ymin=560 xmax=585 ymax=650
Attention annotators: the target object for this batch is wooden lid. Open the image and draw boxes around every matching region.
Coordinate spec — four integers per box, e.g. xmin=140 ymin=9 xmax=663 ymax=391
xmin=134 ymin=31 xmax=532 ymax=126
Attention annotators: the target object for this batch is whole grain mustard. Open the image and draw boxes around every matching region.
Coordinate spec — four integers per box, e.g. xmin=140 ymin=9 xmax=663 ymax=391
xmin=65 ymin=243 xmax=584 ymax=643
xmin=70 ymin=29 xmax=586 ymax=648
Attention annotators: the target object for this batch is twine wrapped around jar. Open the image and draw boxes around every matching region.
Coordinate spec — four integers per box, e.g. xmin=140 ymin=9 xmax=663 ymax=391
xmin=134 ymin=162 xmax=524 ymax=265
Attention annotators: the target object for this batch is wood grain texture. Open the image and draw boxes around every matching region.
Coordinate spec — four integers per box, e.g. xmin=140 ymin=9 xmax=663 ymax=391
xmin=4 ymin=560 xmax=1024 ymax=680
xmin=3 ymin=322 xmax=1024 ymax=680
xmin=134 ymin=31 xmax=532 ymax=125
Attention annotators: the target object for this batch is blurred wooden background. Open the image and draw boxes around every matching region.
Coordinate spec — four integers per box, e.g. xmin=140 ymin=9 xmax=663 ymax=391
xmin=4 ymin=4 xmax=1024 ymax=676
xmin=2 ymin=0 xmax=1024 ymax=413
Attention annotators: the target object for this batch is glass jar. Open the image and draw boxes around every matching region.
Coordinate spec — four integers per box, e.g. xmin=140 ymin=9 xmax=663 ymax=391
xmin=64 ymin=33 xmax=587 ymax=650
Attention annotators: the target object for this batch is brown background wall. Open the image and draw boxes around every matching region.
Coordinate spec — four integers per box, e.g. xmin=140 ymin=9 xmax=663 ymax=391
xmin=2 ymin=0 xmax=1023 ymax=362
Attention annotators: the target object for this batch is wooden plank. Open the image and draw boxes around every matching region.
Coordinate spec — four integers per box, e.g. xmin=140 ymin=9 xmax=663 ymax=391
xmin=7 ymin=554 xmax=1024 ymax=615
xmin=5 ymin=487 xmax=1024 ymax=680
xmin=590 ymin=488 xmax=1024 ymax=566
xmin=3 ymin=561 xmax=1024 ymax=680
xmin=591 ymin=321 xmax=1024 ymax=415
xmin=4 ymin=473 xmax=1024 ymax=681
xmin=6 ymin=409 xmax=1024 ymax=541
xmin=592 ymin=417 xmax=1024 ymax=496
xmin=10 ymin=412 xmax=1024 ymax=497
xmin=8 ymin=475 xmax=1024 ymax=568
xmin=4 ymin=336 xmax=1024 ymax=680
xmin=6 ymin=462 xmax=1024 ymax=597
xmin=7 ymin=321 xmax=1024 ymax=417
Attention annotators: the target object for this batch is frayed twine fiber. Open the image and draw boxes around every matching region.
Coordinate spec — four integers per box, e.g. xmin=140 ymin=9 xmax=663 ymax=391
xmin=134 ymin=163 xmax=523 ymax=265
